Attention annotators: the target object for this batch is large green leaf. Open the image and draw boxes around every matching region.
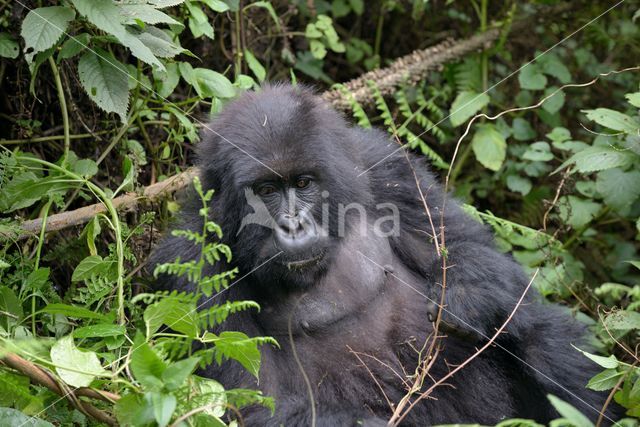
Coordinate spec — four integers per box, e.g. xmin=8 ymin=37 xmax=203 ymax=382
xmin=41 ymin=303 xmax=108 ymax=320
xmin=583 ymin=108 xmax=640 ymax=133
xmin=192 ymin=68 xmax=236 ymax=99
xmin=449 ymin=91 xmax=490 ymax=127
xmin=596 ymin=169 xmax=640 ymax=213
xmin=78 ymin=50 xmax=130 ymax=123
xmin=471 ymin=123 xmax=506 ymax=171
xmin=50 ymin=336 xmax=107 ymax=387
xmin=135 ymin=27 xmax=184 ymax=58
xmin=557 ymin=195 xmax=601 ymax=228
xmin=72 ymin=0 xmax=163 ymax=70
xmin=130 ymin=335 xmax=167 ymax=390
xmin=21 ymin=6 xmax=75 ymax=63
xmin=244 ymin=49 xmax=266 ymax=82
xmin=560 ymin=146 xmax=636 ymax=174
xmin=587 ymin=369 xmax=624 ymax=391
xmin=117 ymin=4 xmax=182 ymax=26
xmin=0 ymin=408 xmax=54 ymax=427
xmin=150 ymin=392 xmax=177 ymax=427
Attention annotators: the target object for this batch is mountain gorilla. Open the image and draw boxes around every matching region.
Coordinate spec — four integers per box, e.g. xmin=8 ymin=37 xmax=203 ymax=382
xmin=151 ymin=84 xmax=613 ymax=426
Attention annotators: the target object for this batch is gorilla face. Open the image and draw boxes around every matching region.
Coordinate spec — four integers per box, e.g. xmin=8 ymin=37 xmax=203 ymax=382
xmin=197 ymin=85 xmax=371 ymax=291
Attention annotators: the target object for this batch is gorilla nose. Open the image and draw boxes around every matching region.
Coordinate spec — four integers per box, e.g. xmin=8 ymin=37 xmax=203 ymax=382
xmin=274 ymin=212 xmax=318 ymax=253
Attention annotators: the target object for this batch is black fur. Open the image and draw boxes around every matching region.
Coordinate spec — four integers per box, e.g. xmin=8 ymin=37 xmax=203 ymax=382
xmin=150 ymin=84 xmax=615 ymax=426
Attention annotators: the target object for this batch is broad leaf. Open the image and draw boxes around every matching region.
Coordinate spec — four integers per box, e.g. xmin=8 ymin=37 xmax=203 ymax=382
xmin=192 ymin=68 xmax=236 ymax=99
xmin=78 ymin=50 xmax=130 ymax=123
xmin=604 ymin=310 xmax=640 ymax=331
xmin=583 ymin=108 xmax=640 ymax=133
xmin=50 ymin=336 xmax=107 ymax=387
xmin=0 ymin=408 xmax=53 ymax=427
xmin=574 ymin=347 xmax=619 ymax=369
xmin=557 ymin=196 xmax=601 ymax=228
xmin=518 ymin=63 xmax=547 ymax=90
xmin=130 ymin=335 xmax=167 ymax=390
xmin=596 ymin=169 xmax=640 ymax=213
xmin=150 ymin=392 xmax=177 ymax=427
xmin=587 ymin=369 xmax=623 ymax=391
xmin=73 ymin=324 xmax=125 ymax=338
xmin=547 ymin=395 xmax=594 ymax=427
xmin=244 ymin=49 xmax=266 ymax=82
xmin=58 ymin=33 xmax=90 ymax=60
xmin=135 ymin=27 xmax=185 ymax=58
xmin=506 ymin=175 xmax=532 ymax=196
xmin=449 ymin=91 xmax=490 ymax=127
xmin=471 ymin=123 xmax=506 ymax=171
xmin=512 ymin=118 xmax=536 ymax=141
xmin=42 ymin=303 xmax=107 ymax=320
xmin=118 ymin=4 xmax=182 ymax=26
xmin=559 ymin=146 xmax=636 ymax=174
xmin=523 ymin=141 xmax=553 ymax=162
xmin=71 ymin=255 xmax=116 ymax=282
xmin=161 ymin=357 xmax=200 ymax=391
xmin=21 ymin=6 xmax=75 ymax=63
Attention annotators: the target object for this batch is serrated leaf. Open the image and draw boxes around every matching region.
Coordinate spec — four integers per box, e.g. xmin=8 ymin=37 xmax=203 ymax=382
xmin=547 ymin=395 xmax=594 ymax=427
xmin=244 ymin=49 xmax=266 ymax=82
xmin=0 ymin=33 xmax=19 ymax=59
xmin=583 ymin=108 xmax=640 ymax=133
xmin=72 ymin=0 xmax=163 ymax=70
xmin=587 ymin=369 xmax=623 ymax=391
xmin=0 ymin=408 xmax=54 ymax=427
xmin=135 ymin=26 xmax=184 ymax=58
xmin=546 ymin=127 xmax=571 ymax=143
xmin=161 ymin=357 xmax=200 ymax=391
xmin=558 ymin=196 xmax=601 ymax=228
xmin=118 ymin=4 xmax=182 ymax=27
xmin=78 ymin=50 xmax=130 ymax=123
xmin=58 ymin=33 xmax=90 ymax=60
xmin=150 ymin=0 xmax=186 ymax=7
xmin=596 ymin=169 xmax=640 ymax=213
xmin=21 ymin=6 xmax=75 ymax=63
xmin=539 ymin=53 xmax=571 ymax=83
xmin=560 ymin=146 xmax=636 ymax=174
xmin=150 ymin=392 xmax=176 ymax=427
xmin=51 ymin=336 xmax=107 ymax=388
xmin=518 ymin=63 xmax=547 ymax=90
xmin=471 ymin=123 xmax=506 ymax=171
xmin=130 ymin=334 xmax=167 ymax=390
xmin=449 ymin=91 xmax=490 ymax=127
xmin=604 ymin=310 xmax=640 ymax=331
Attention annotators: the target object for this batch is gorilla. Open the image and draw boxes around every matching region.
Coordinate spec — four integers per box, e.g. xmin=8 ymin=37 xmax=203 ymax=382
xmin=151 ymin=84 xmax=614 ymax=426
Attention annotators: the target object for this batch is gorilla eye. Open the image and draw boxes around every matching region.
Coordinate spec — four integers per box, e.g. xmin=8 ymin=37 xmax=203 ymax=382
xmin=295 ymin=177 xmax=311 ymax=189
xmin=257 ymin=184 xmax=276 ymax=196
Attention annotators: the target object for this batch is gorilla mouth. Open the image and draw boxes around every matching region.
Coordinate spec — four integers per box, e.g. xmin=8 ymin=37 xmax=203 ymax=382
xmin=285 ymin=250 xmax=326 ymax=271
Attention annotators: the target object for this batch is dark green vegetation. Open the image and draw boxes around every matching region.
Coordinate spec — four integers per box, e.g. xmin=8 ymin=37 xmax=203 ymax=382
xmin=0 ymin=1 xmax=638 ymax=426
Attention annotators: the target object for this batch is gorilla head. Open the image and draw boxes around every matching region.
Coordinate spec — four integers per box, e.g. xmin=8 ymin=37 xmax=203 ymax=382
xmin=196 ymin=85 xmax=380 ymax=292
xmin=152 ymin=84 xmax=616 ymax=426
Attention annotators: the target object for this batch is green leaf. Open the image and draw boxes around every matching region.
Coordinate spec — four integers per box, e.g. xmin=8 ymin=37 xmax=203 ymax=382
xmin=21 ymin=6 xmax=75 ymax=63
xmin=546 ymin=127 xmax=571 ymax=143
xmin=539 ymin=54 xmax=571 ymax=83
xmin=200 ymin=0 xmax=230 ymax=12
xmin=523 ymin=141 xmax=554 ymax=162
xmin=548 ymin=395 xmax=594 ymax=427
xmin=587 ymin=369 xmax=623 ymax=391
xmin=557 ymin=196 xmax=601 ymax=228
xmin=244 ymin=49 xmax=266 ymax=82
xmin=162 ymin=357 xmax=200 ymax=391
xmin=58 ymin=33 xmax=90 ymax=60
xmin=72 ymin=0 xmax=163 ymax=70
xmin=192 ymin=68 xmax=236 ymax=99
xmin=0 ymin=408 xmax=54 ymax=426
xmin=192 ymin=376 xmax=227 ymax=417
xmin=471 ymin=123 xmax=507 ymax=171
xmin=625 ymin=92 xmax=640 ymax=108
xmin=78 ymin=50 xmax=130 ymax=123
xmin=150 ymin=392 xmax=177 ymax=427
xmin=150 ymin=0 xmax=187 ymax=7
xmin=130 ymin=334 xmax=167 ymax=390
xmin=73 ymin=324 xmax=125 ymax=338
xmin=118 ymin=4 xmax=183 ymax=27
xmin=154 ymin=62 xmax=180 ymax=98
xmin=574 ymin=347 xmax=619 ymax=369
xmin=72 ymin=158 xmax=98 ymax=177
xmin=42 ymin=303 xmax=107 ymax=320
xmin=506 ymin=175 xmax=532 ymax=196
xmin=449 ymin=91 xmax=490 ymax=127
xmin=0 ymin=33 xmax=19 ymax=59
xmin=604 ymin=310 xmax=640 ymax=331
xmin=135 ymin=26 xmax=184 ymax=58
xmin=518 ymin=63 xmax=547 ymax=90
xmin=596 ymin=169 xmax=640 ymax=213
xmin=0 ymin=286 xmax=23 ymax=330
xmin=115 ymin=393 xmax=156 ymax=426
xmin=205 ymin=331 xmax=263 ymax=378
xmin=512 ymin=118 xmax=536 ymax=141
xmin=50 ymin=336 xmax=107 ymax=387
xmin=541 ymin=87 xmax=565 ymax=114
xmin=583 ymin=108 xmax=640 ymax=133
xmin=560 ymin=146 xmax=636 ymax=174
xmin=71 ymin=255 xmax=115 ymax=282
xmin=185 ymin=2 xmax=214 ymax=39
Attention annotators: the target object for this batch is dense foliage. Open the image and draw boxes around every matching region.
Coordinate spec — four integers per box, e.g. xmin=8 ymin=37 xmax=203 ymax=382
xmin=0 ymin=1 xmax=638 ymax=425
